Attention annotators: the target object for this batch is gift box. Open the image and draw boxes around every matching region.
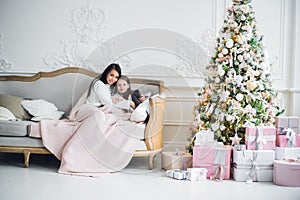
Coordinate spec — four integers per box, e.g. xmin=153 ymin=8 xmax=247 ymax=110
xmin=245 ymin=126 xmax=276 ymax=150
xmin=166 ymin=169 xmax=188 ymax=180
xmin=194 ymin=130 xmax=214 ymax=146
xmin=162 ymin=152 xmax=192 ymax=170
xmin=276 ymin=134 xmax=300 ymax=147
xmin=186 ymin=168 xmax=208 ymax=181
xmin=273 ymin=159 xmax=300 ymax=187
xmin=192 ymin=143 xmax=232 ymax=180
xmin=275 ymin=147 xmax=300 ymax=160
xmin=275 ymin=116 xmax=299 ymax=135
xmin=232 ymin=148 xmax=275 ymax=182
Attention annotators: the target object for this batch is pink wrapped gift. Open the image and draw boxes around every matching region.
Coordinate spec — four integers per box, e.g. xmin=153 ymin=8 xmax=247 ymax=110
xmin=162 ymin=152 xmax=192 ymax=170
xmin=275 ymin=116 xmax=299 ymax=135
xmin=192 ymin=144 xmax=232 ymax=180
xmin=276 ymin=134 xmax=300 ymax=147
xmin=245 ymin=126 xmax=276 ymax=150
xmin=273 ymin=159 xmax=300 ymax=187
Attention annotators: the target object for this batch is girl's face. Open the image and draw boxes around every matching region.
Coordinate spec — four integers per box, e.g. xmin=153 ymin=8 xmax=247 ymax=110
xmin=117 ymin=79 xmax=130 ymax=94
xmin=106 ymin=69 xmax=119 ymax=85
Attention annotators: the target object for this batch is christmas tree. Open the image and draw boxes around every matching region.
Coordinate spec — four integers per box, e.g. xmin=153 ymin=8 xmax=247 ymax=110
xmin=186 ymin=0 xmax=284 ymax=152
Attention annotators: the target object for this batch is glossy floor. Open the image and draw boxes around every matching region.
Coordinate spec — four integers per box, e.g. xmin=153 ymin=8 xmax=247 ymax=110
xmin=0 ymin=153 xmax=299 ymax=200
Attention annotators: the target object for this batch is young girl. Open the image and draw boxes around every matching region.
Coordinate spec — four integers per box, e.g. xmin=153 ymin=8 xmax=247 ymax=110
xmin=113 ymin=75 xmax=136 ymax=109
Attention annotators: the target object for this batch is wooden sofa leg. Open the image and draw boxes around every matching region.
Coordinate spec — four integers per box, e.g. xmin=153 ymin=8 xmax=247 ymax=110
xmin=23 ymin=151 xmax=30 ymax=168
xmin=148 ymin=153 xmax=156 ymax=170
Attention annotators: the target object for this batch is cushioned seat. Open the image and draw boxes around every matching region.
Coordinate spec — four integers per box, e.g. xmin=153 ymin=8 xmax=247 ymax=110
xmin=0 ymin=120 xmax=34 ymax=137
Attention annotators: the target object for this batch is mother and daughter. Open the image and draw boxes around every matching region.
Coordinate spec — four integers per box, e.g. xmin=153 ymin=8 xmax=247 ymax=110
xmin=86 ymin=63 xmax=146 ymax=111
xmin=37 ymin=63 xmax=148 ymax=176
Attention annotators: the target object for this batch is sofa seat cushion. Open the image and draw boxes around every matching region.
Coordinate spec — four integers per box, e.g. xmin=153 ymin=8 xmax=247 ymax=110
xmin=0 ymin=136 xmax=44 ymax=147
xmin=0 ymin=120 xmax=34 ymax=136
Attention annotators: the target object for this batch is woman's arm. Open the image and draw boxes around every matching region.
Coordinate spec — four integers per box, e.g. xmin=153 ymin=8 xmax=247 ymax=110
xmin=94 ymin=81 xmax=112 ymax=105
xmin=86 ymin=80 xmax=112 ymax=106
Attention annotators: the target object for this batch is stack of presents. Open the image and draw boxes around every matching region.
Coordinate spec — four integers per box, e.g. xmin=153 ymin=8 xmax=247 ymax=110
xmin=162 ymin=116 xmax=300 ymax=187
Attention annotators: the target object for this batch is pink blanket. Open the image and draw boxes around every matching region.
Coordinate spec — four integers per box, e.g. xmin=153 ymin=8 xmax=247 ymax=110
xmin=31 ymin=93 xmax=145 ymax=176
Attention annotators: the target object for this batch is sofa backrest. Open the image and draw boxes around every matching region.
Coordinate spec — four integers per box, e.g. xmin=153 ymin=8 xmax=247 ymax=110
xmin=0 ymin=67 xmax=164 ymax=115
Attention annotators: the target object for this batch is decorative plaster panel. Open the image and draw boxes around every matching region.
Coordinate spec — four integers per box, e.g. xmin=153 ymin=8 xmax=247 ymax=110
xmin=0 ymin=33 xmax=13 ymax=72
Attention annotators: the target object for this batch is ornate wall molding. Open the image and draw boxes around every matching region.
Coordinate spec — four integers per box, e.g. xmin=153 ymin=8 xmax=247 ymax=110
xmin=0 ymin=33 xmax=13 ymax=72
xmin=43 ymin=0 xmax=106 ymax=69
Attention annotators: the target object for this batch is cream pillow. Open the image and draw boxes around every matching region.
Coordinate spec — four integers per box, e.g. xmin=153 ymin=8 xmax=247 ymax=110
xmin=21 ymin=99 xmax=58 ymax=117
xmin=130 ymin=99 xmax=150 ymax=123
xmin=0 ymin=106 xmax=16 ymax=121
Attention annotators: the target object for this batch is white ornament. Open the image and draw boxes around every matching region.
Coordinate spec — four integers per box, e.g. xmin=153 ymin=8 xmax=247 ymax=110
xmin=218 ymin=53 xmax=224 ymax=58
xmin=230 ymin=133 xmax=242 ymax=145
xmin=218 ymin=66 xmax=225 ymax=76
xmin=226 ymin=39 xmax=234 ymax=49
xmin=226 ymin=115 xmax=233 ymax=121
xmin=237 ymin=55 xmax=244 ymax=62
xmin=222 ymin=48 xmax=229 ymax=55
xmin=236 ymin=93 xmax=244 ymax=101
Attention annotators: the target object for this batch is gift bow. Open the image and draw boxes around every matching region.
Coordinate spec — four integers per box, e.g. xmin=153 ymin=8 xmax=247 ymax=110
xmin=282 ymin=128 xmax=297 ymax=147
xmin=251 ymin=127 xmax=267 ymax=150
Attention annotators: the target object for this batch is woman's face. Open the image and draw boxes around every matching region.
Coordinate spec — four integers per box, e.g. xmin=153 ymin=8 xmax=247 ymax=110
xmin=106 ymin=69 xmax=119 ymax=85
xmin=117 ymin=79 xmax=130 ymax=94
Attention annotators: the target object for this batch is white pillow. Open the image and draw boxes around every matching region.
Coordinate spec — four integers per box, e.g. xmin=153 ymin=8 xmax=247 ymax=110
xmin=21 ymin=99 xmax=58 ymax=117
xmin=31 ymin=111 xmax=64 ymax=121
xmin=130 ymin=99 xmax=150 ymax=122
xmin=0 ymin=106 xmax=16 ymax=121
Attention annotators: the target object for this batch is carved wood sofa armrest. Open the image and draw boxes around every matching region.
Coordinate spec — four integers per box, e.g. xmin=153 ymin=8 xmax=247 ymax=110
xmin=144 ymin=95 xmax=166 ymax=151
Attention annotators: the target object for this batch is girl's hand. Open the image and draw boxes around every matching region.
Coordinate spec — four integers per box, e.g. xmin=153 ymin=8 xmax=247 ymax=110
xmin=130 ymin=101 xmax=136 ymax=109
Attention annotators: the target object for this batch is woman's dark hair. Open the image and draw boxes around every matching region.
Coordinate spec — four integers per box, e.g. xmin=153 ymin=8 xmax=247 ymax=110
xmin=87 ymin=63 xmax=121 ymax=98
xmin=118 ymin=75 xmax=132 ymax=100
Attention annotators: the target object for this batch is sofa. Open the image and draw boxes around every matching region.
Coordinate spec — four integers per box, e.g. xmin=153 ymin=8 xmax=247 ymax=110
xmin=0 ymin=67 xmax=166 ymax=169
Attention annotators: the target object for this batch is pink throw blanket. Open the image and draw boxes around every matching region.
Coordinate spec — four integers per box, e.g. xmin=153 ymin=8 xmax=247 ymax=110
xmin=31 ymin=93 xmax=145 ymax=176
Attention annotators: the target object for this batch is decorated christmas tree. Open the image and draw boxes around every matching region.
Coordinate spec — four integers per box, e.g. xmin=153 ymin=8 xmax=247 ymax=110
xmin=186 ymin=0 xmax=284 ymax=152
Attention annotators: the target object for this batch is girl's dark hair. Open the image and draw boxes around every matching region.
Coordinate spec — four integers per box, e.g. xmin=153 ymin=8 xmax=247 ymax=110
xmin=87 ymin=63 xmax=121 ymax=98
xmin=131 ymin=89 xmax=142 ymax=107
xmin=118 ymin=75 xmax=132 ymax=100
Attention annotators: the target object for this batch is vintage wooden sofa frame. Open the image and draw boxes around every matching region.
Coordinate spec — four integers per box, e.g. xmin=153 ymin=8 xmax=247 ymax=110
xmin=0 ymin=67 xmax=165 ymax=169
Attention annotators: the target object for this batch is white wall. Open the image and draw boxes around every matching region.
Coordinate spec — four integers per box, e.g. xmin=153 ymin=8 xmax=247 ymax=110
xmin=0 ymin=0 xmax=299 ymax=151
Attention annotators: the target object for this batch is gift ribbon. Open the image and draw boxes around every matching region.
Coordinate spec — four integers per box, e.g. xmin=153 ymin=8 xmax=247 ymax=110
xmin=210 ymin=165 xmax=224 ymax=181
xmin=282 ymin=128 xmax=297 ymax=147
xmin=250 ymin=127 xmax=274 ymax=150
xmin=196 ymin=145 xmax=229 ymax=181
xmin=247 ymin=151 xmax=260 ymax=182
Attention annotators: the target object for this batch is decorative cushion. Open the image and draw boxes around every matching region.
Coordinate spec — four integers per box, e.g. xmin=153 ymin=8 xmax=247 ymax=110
xmin=21 ymin=99 xmax=64 ymax=121
xmin=0 ymin=106 xmax=16 ymax=121
xmin=21 ymin=99 xmax=58 ymax=117
xmin=0 ymin=93 xmax=31 ymax=120
xmin=130 ymin=98 xmax=150 ymax=123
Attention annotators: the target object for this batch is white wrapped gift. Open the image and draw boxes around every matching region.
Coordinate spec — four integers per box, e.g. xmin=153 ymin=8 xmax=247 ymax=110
xmin=194 ymin=130 xmax=215 ymax=146
xmin=187 ymin=168 xmax=207 ymax=181
xmin=275 ymin=147 xmax=300 ymax=160
xmin=166 ymin=169 xmax=187 ymax=180
xmin=233 ymin=149 xmax=275 ymax=182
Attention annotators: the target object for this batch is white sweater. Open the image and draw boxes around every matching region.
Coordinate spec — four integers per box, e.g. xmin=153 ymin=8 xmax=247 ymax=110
xmin=85 ymin=80 xmax=112 ymax=106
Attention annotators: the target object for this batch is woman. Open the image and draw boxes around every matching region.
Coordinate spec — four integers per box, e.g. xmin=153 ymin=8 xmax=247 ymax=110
xmin=36 ymin=63 xmax=144 ymax=176
xmin=85 ymin=63 xmax=121 ymax=107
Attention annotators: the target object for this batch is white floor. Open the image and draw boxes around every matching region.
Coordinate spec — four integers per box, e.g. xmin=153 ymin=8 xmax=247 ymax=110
xmin=0 ymin=153 xmax=299 ymax=200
